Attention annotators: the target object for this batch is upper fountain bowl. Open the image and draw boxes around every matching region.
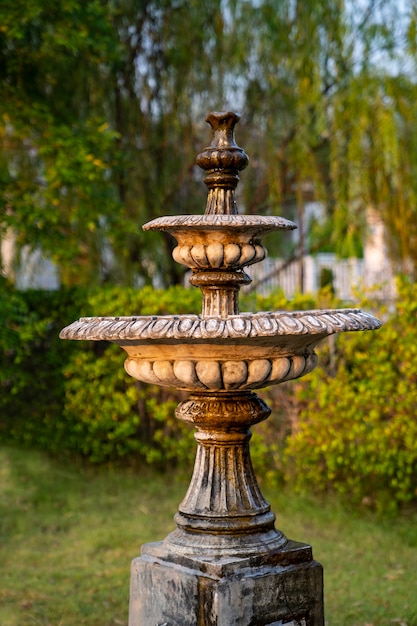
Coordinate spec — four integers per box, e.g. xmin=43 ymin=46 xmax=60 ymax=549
xmin=144 ymin=214 xmax=296 ymax=272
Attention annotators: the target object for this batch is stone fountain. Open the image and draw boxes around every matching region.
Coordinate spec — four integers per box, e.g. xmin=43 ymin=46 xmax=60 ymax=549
xmin=60 ymin=111 xmax=381 ymax=626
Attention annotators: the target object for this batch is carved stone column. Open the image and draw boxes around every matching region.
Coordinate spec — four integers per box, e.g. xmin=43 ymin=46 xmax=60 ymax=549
xmin=168 ymin=392 xmax=285 ymax=557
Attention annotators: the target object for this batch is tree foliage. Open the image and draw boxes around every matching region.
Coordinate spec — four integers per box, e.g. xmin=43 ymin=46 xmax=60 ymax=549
xmin=0 ymin=0 xmax=227 ymax=286
xmin=1 ymin=0 xmax=417 ymax=286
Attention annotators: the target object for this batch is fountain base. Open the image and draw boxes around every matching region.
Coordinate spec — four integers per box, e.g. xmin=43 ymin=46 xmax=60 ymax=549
xmin=129 ymin=539 xmax=324 ymax=625
xmin=164 ymin=521 xmax=287 ymax=559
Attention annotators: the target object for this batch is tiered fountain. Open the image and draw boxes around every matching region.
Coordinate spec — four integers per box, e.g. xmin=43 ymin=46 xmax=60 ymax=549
xmin=60 ymin=112 xmax=381 ymax=626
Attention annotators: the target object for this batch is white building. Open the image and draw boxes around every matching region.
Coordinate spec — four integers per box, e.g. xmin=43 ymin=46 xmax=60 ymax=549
xmin=1 ymin=230 xmax=59 ymax=290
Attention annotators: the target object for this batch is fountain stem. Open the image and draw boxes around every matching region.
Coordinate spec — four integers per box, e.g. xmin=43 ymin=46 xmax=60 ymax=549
xmin=189 ymin=270 xmax=250 ymax=317
xmin=165 ymin=391 xmax=286 ymax=556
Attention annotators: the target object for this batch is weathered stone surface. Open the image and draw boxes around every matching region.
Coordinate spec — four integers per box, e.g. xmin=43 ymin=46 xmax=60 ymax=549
xmin=60 ymin=308 xmax=381 ymax=344
xmin=60 ymin=111 xmax=381 ymax=626
xmin=60 ymin=308 xmax=379 ymax=391
xmin=129 ymin=540 xmax=324 ymax=626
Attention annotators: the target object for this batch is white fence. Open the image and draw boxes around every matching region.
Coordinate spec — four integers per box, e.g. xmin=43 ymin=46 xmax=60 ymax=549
xmin=246 ymin=253 xmax=397 ymax=302
xmin=2 ymin=233 xmax=397 ymax=302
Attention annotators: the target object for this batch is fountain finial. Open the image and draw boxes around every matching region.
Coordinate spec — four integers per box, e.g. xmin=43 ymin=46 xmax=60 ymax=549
xmin=196 ymin=111 xmax=249 ymax=215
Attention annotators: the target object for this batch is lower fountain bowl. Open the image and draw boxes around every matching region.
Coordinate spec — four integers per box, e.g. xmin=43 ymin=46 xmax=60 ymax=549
xmin=59 ymin=308 xmax=381 ymax=391
xmin=124 ymin=352 xmax=318 ymax=391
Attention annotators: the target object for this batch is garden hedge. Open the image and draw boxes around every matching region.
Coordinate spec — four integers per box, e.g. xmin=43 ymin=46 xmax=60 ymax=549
xmin=1 ymin=276 xmax=416 ymax=508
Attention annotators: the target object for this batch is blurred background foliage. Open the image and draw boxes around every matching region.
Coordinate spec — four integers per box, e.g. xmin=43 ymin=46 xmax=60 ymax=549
xmin=1 ymin=1 xmax=417 ymax=512
xmin=2 ymin=0 xmax=417 ymax=285
xmin=1 ymin=277 xmax=416 ymax=511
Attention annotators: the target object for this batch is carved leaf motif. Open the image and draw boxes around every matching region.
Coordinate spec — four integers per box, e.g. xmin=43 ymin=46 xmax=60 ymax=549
xmin=60 ymin=309 xmax=381 ymax=342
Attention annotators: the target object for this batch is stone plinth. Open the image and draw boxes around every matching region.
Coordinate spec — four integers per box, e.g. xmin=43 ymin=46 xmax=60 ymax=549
xmin=129 ymin=540 xmax=323 ymax=626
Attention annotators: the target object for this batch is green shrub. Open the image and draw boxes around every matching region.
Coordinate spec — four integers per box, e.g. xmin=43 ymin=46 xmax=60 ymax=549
xmin=284 ymin=277 xmax=417 ymax=511
xmin=60 ymin=284 xmax=199 ymax=464
xmin=62 ymin=343 xmax=193 ymax=464
xmin=0 ymin=282 xmax=200 ymax=465
xmin=243 ymin=286 xmax=345 ymax=487
xmin=0 ymin=280 xmax=81 ymax=450
xmin=3 ymin=277 xmax=417 ymax=511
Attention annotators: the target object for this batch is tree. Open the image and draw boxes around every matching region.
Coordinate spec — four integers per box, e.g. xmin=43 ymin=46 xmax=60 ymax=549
xmin=233 ymin=0 xmax=417 ymax=274
xmin=0 ymin=0 xmax=228 ymax=287
xmin=1 ymin=0 xmax=417 ymax=288
xmin=0 ymin=0 xmax=122 ymax=285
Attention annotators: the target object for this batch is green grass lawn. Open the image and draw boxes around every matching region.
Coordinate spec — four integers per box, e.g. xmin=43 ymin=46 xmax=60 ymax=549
xmin=1 ymin=446 xmax=416 ymax=626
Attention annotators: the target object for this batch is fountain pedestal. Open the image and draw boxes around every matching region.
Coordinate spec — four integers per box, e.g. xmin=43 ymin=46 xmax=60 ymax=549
xmin=130 ymin=541 xmax=323 ymax=626
xmin=129 ymin=389 xmax=324 ymax=625
xmin=60 ymin=112 xmax=381 ymax=626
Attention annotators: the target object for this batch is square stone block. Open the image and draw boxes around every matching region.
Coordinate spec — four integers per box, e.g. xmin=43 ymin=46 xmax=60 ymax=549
xmin=129 ymin=540 xmax=324 ymax=626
